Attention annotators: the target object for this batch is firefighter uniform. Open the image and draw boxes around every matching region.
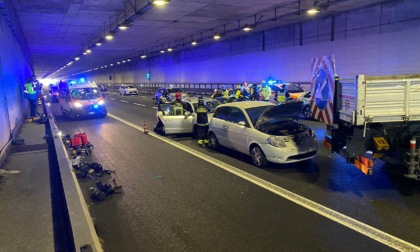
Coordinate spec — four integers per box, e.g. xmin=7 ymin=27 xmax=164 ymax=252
xmin=196 ymin=96 xmax=210 ymax=145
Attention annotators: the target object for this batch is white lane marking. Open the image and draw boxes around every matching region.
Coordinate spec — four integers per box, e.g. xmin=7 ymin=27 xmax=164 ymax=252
xmin=110 ymin=98 xmax=116 ymax=100
xmin=152 ymin=107 xmax=158 ymax=109
xmin=133 ymin=103 xmax=146 ymax=106
xmin=119 ymin=100 xmax=128 ymax=103
xmin=108 ymin=112 xmax=420 ymax=252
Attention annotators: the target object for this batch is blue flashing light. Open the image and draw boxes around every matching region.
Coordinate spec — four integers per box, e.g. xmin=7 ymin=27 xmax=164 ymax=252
xmin=267 ymin=79 xmax=275 ymax=85
xmin=146 ymin=73 xmax=150 ymax=80
xmin=80 ymin=78 xmax=86 ymax=83
xmin=93 ymin=104 xmax=99 ymax=109
xmin=69 ymin=80 xmax=78 ymax=84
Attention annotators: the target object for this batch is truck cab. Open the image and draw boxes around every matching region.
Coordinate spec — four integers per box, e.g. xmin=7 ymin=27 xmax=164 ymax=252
xmin=58 ymin=81 xmax=107 ymax=119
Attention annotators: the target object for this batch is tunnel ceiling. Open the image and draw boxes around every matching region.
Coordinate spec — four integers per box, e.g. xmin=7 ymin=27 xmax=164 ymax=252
xmin=11 ymin=0 xmax=387 ymax=79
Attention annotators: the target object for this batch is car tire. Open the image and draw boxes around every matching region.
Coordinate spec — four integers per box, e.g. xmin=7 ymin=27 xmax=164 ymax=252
xmin=303 ymin=105 xmax=312 ymax=119
xmin=250 ymin=145 xmax=268 ymax=168
xmin=208 ymin=132 xmax=219 ymax=150
xmin=69 ymin=112 xmax=77 ymax=120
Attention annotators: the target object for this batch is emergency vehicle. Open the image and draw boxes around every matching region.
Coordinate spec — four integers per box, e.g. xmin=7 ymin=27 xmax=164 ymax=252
xmin=58 ymin=80 xmax=107 ymax=119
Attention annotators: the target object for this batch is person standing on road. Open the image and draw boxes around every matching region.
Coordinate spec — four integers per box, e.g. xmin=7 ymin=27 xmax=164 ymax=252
xmin=260 ymin=81 xmax=272 ymax=101
xmin=24 ymin=75 xmax=39 ymax=116
xmin=195 ymin=96 xmax=210 ymax=145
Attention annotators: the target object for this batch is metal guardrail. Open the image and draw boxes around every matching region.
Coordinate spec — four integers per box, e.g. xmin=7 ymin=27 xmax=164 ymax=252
xmin=98 ymin=82 xmax=312 ymax=96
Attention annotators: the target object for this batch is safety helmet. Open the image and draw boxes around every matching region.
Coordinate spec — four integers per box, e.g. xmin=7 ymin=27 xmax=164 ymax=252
xmin=175 ymin=92 xmax=182 ymax=100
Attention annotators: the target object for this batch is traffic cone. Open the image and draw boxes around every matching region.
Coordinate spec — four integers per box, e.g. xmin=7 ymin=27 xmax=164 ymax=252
xmin=144 ymin=120 xmax=149 ymax=134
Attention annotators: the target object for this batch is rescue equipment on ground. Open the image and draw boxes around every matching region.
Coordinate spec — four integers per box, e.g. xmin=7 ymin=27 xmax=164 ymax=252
xmin=66 ymin=132 xmax=94 ymax=155
xmin=90 ymin=179 xmax=121 ymax=201
xmin=72 ymin=157 xmax=115 ymax=178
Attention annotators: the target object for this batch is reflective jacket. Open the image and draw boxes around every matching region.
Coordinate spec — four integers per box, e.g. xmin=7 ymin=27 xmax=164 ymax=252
xmin=196 ymin=104 xmax=209 ymax=126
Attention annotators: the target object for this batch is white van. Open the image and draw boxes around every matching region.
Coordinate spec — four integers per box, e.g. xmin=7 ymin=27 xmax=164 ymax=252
xmin=58 ymin=81 xmax=107 ymax=119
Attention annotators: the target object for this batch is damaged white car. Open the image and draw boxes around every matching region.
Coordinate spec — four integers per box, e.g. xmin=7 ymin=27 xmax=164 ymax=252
xmin=208 ymin=101 xmax=318 ymax=167
xmin=154 ymin=97 xmax=221 ymax=136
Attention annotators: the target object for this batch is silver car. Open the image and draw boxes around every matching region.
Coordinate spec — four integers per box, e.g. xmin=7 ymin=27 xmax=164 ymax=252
xmin=208 ymin=101 xmax=318 ymax=167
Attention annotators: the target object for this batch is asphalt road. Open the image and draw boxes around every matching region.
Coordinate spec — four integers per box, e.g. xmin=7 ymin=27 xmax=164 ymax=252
xmin=48 ymin=93 xmax=420 ymax=252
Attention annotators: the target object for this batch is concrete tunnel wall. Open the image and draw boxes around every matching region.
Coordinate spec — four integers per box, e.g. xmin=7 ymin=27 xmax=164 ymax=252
xmin=86 ymin=0 xmax=420 ymax=85
xmin=0 ymin=11 xmax=32 ymax=157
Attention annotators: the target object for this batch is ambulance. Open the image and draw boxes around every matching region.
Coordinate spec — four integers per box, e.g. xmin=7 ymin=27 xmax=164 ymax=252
xmin=58 ymin=80 xmax=107 ymax=119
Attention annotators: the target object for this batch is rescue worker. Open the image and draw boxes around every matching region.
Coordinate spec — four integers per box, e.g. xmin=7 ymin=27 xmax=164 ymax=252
xmin=260 ymin=81 xmax=272 ymax=101
xmin=276 ymin=83 xmax=289 ymax=103
xmin=24 ymin=75 xmax=39 ymax=116
xmin=157 ymin=95 xmax=167 ymax=111
xmin=210 ymin=89 xmax=218 ymax=99
xmin=235 ymin=85 xmax=244 ymax=101
xmin=172 ymin=92 xmax=185 ymax=115
xmin=195 ymin=96 xmax=210 ymax=145
xmin=222 ymin=85 xmax=229 ymax=99
xmin=212 ymin=88 xmax=223 ymax=99
xmin=249 ymin=84 xmax=260 ymax=101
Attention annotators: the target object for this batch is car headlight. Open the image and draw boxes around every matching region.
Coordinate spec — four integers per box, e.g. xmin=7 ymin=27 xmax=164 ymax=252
xmin=73 ymin=101 xmax=83 ymax=108
xmin=267 ymin=136 xmax=287 ymax=147
xmin=97 ymin=99 xmax=105 ymax=105
xmin=309 ymin=129 xmax=317 ymax=139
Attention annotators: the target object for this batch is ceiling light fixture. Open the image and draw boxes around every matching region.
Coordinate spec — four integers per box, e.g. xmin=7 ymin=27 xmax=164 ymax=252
xmin=75 ymin=57 xmax=80 ymax=61
xmin=167 ymin=47 xmax=173 ymax=52
xmin=127 ymin=59 xmax=131 ymax=62
xmin=141 ymin=54 xmax=147 ymax=59
xmin=307 ymin=1 xmax=324 ymax=15
xmin=86 ymin=49 xmax=92 ymax=54
xmin=105 ymin=34 xmax=114 ymax=40
xmin=160 ymin=49 xmax=165 ymax=53
xmin=96 ymin=42 xmax=102 ymax=46
xmin=242 ymin=24 xmax=255 ymax=32
xmin=151 ymin=0 xmax=170 ymax=6
xmin=213 ymin=33 xmax=222 ymax=40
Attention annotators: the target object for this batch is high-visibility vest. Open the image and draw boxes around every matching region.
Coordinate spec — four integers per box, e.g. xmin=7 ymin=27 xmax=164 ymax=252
xmin=24 ymin=82 xmax=36 ymax=94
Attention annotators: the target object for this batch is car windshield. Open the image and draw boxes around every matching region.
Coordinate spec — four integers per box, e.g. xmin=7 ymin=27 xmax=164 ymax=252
xmin=286 ymin=84 xmax=304 ymax=93
xmin=168 ymin=88 xmax=183 ymax=93
xmin=70 ymin=88 xmax=101 ymax=100
xmin=245 ymin=105 xmax=274 ymax=127
xmin=193 ymin=100 xmax=221 ymax=113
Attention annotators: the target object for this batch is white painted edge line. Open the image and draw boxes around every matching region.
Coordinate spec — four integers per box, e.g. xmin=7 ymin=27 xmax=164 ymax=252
xmin=152 ymin=106 xmax=158 ymax=109
xmin=133 ymin=103 xmax=146 ymax=106
xmin=119 ymin=100 xmax=128 ymax=103
xmin=61 ymin=144 xmax=104 ymax=252
xmin=107 ymin=113 xmax=420 ymax=252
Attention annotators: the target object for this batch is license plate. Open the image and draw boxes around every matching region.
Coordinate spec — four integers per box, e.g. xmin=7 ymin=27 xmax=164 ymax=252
xmin=89 ymin=112 xmax=95 ymax=115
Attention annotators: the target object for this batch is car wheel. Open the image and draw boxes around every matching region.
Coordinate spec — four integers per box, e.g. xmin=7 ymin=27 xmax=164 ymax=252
xmin=303 ymin=105 xmax=312 ymax=119
xmin=250 ymin=145 xmax=268 ymax=168
xmin=208 ymin=132 xmax=219 ymax=150
xmin=69 ymin=110 xmax=77 ymax=120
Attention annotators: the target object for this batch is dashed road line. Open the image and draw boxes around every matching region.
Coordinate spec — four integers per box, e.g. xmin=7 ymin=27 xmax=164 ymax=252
xmin=108 ymin=112 xmax=420 ymax=252
xmin=119 ymin=100 xmax=128 ymax=103
xmin=110 ymin=98 xmax=116 ymax=100
xmin=133 ymin=103 xmax=146 ymax=106
xmin=152 ymin=106 xmax=158 ymax=109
